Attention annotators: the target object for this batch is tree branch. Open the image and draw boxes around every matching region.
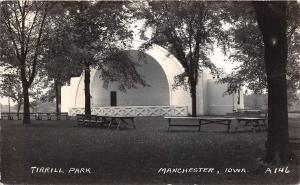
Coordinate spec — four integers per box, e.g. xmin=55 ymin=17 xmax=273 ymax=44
xmin=28 ymin=3 xmax=48 ymax=85
xmin=10 ymin=3 xmax=23 ymax=43
xmin=24 ymin=6 xmax=39 ymax=56
xmin=19 ymin=0 xmax=26 ymax=57
xmin=165 ymin=29 xmax=188 ymax=69
xmin=2 ymin=18 xmax=21 ymax=59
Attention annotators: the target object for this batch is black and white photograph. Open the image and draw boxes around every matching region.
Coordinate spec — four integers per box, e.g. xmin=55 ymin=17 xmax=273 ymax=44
xmin=0 ymin=0 xmax=299 ymax=184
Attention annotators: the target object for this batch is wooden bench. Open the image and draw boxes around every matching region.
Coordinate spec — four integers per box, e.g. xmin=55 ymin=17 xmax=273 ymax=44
xmin=76 ymin=114 xmax=113 ymax=127
xmin=165 ymin=116 xmax=234 ymax=133
xmin=83 ymin=115 xmax=98 ymax=126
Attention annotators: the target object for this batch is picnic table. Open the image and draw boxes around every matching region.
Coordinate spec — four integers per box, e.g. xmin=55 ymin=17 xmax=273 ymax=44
xmin=165 ymin=116 xmax=235 ymax=133
xmin=237 ymin=109 xmax=262 ymax=113
xmin=235 ymin=117 xmax=266 ymax=132
xmin=77 ymin=114 xmax=135 ymax=130
xmin=77 ymin=114 xmax=110 ymax=127
xmin=235 ymin=109 xmax=267 ymax=117
xmin=107 ymin=116 xmax=136 ymax=130
xmin=165 ymin=116 xmax=267 ymax=133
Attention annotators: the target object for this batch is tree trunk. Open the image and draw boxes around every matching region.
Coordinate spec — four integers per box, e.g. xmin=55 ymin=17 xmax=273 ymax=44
xmin=20 ymin=58 xmax=31 ymax=124
xmin=190 ymin=81 xmax=197 ymax=117
xmin=84 ymin=63 xmax=91 ymax=116
xmin=22 ymin=83 xmax=30 ymax=124
xmin=253 ymin=2 xmax=290 ymax=164
xmin=54 ymin=80 xmax=61 ymax=116
xmin=8 ymin=97 xmax=10 ymax=114
xmin=17 ymin=100 xmax=22 ymax=114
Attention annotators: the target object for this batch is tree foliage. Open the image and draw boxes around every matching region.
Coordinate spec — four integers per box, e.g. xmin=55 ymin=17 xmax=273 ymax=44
xmin=0 ymin=1 xmax=55 ymax=85
xmin=0 ymin=72 xmax=23 ymax=112
xmin=66 ymin=1 xmax=136 ymax=69
xmin=58 ymin=1 xmax=146 ymax=115
xmin=42 ymin=5 xmax=82 ymax=88
xmin=40 ymin=8 xmax=82 ymax=113
xmin=0 ymin=1 xmax=59 ymax=123
xmin=220 ymin=2 xmax=300 ymax=101
xmin=0 ymin=71 xmax=50 ymax=113
xmin=98 ymin=50 xmax=148 ymax=92
xmin=0 ymin=1 xmax=147 ymax=117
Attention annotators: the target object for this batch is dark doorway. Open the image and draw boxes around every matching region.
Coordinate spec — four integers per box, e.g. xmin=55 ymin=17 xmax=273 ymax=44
xmin=110 ymin=91 xmax=117 ymax=106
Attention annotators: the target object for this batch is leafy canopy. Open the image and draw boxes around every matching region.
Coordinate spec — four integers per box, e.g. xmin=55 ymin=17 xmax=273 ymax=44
xmin=136 ymin=1 xmax=226 ymax=91
xmin=220 ymin=2 xmax=300 ymax=100
xmin=62 ymin=1 xmax=147 ymax=91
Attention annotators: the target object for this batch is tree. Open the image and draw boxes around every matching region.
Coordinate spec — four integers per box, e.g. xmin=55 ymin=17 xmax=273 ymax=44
xmin=0 ymin=1 xmax=56 ymax=123
xmin=136 ymin=1 xmax=224 ymax=116
xmin=43 ymin=51 xmax=81 ymax=115
xmin=0 ymin=71 xmax=50 ymax=114
xmin=253 ymin=2 xmax=291 ymax=164
xmin=41 ymin=8 xmax=82 ymax=115
xmin=219 ymin=1 xmax=296 ymax=165
xmin=0 ymin=73 xmax=23 ymax=114
xmin=220 ymin=2 xmax=300 ymax=105
xmin=67 ymin=1 xmax=145 ymax=115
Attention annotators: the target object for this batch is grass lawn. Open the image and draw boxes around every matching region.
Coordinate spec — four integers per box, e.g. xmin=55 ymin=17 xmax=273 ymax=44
xmin=1 ymin=117 xmax=299 ymax=185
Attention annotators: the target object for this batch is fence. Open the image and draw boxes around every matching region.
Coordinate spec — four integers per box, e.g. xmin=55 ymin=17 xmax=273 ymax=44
xmin=0 ymin=112 xmax=69 ymax=120
xmin=70 ymin=106 xmax=188 ymax=117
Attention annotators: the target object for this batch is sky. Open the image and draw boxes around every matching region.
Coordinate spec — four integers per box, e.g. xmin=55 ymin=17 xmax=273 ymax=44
xmin=209 ymin=46 xmax=238 ymax=74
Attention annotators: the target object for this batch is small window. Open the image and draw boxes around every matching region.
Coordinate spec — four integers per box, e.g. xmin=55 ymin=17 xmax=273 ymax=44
xmin=110 ymin=91 xmax=117 ymax=106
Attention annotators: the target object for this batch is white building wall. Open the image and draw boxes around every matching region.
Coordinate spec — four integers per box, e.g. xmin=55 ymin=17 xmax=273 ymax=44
xmin=196 ymin=74 xmax=204 ymax=115
xmin=203 ymin=72 xmax=212 ymax=115
xmin=90 ymin=50 xmax=170 ymax=107
xmin=61 ymin=77 xmax=81 ymax=113
xmin=74 ymin=74 xmax=84 ymax=108
xmin=69 ymin=70 xmax=98 ymax=109
xmin=61 ymin=42 xmax=244 ymax=116
xmin=237 ymin=89 xmax=244 ymax=110
xmin=144 ymin=45 xmax=191 ymax=111
xmin=61 ymin=45 xmax=194 ymax=115
xmin=207 ymin=79 xmax=244 ymax=115
xmin=196 ymin=71 xmax=212 ymax=115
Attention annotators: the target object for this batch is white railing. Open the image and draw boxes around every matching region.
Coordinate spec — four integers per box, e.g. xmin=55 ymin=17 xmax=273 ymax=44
xmin=70 ymin=106 xmax=188 ymax=117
